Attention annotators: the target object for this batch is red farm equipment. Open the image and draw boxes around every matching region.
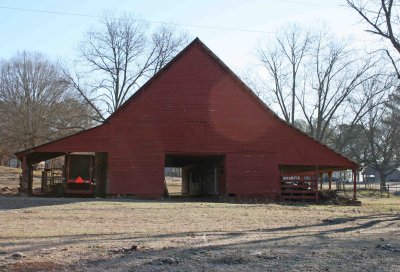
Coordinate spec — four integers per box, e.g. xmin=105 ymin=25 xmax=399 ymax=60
xmin=64 ymin=153 xmax=95 ymax=196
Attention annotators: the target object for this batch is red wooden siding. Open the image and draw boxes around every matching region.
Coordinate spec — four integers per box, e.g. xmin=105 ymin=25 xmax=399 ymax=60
xmin=16 ymin=38 xmax=357 ymax=198
xmin=276 ymin=124 xmax=353 ymax=167
xmin=106 ymin=42 xmax=283 ymax=195
xmin=226 ymin=153 xmax=278 ymax=198
xmin=24 ymin=124 xmax=110 ymax=153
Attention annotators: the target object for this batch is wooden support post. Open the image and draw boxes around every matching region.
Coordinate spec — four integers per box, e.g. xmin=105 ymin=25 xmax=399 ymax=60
xmin=278 ymin=166 xmax=282 ymax=201
xmin=20 ymin=155 xmax=33 ymax=196
xmin=315 ymin=174 xmax=319 ymax=203
xmin=328 ymin=171 xmax=332 ymax=191
xmin=95 ymin=152 xmax=108 ymax=197
xmin=319 ymin=172 xmax=323 ymax=190
xmin=354 ymin=170 xmax=357 ymax=200
xmin=20 ymin=156 xmax=28 ymax=195
xmin=28 ymin=162 xmax=33 ymax=195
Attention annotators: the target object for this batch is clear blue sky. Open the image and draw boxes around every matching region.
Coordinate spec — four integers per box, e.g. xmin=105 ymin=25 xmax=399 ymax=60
xmin=0 ymin=0 xmax=375 ymax=72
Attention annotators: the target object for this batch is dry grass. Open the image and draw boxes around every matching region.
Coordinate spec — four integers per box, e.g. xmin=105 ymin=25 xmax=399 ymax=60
xmin=0 ymin=167 xmax=399 ymax=271
xmin=0 ymin=195 xmax=399 ymax=272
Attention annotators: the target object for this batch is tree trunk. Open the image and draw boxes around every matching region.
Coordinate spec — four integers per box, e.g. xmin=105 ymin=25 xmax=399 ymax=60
xmin=378 ymin=169 xmax=387 ymax=187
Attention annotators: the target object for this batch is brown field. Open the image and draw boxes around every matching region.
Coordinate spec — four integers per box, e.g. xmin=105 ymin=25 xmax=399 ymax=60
xmin=1 ymin=167 xmax=400 ymax=272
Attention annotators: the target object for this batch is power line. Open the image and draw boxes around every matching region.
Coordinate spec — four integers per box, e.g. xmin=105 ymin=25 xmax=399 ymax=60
xmin=0 ymin=6 xmax=276 ymax=35
xmin=0 ymin=6 xmax=100 ymax=19
xmin=0 ymin=3 xmax=366 ymax=41
xmin=0 ymin=1 xmax=348 ymax=35
xmin=271 ymin=0 xmax=346 ymax=9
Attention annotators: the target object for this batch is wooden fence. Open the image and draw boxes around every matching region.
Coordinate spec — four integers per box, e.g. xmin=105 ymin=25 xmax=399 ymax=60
xmin=280 ymin=174 xmax=319 ymax=202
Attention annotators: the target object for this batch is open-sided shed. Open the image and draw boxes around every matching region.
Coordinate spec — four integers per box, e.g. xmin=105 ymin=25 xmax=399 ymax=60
xmin=15 ymin=38 xmax=359 ymax=200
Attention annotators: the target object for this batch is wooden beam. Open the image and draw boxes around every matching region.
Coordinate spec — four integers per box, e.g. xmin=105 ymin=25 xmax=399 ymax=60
xmin=319 ymin=172 xmax=323 ymax=190
xmin=328 ymin=171 xmax=332 ymax=191
xmin=20 ymin=155 xmax=33 ymax=196
xmin=94 ymin=152 xmax=108 ymax=197
xmin=353 ymin=168 xmax=357 ymax=200
xmin=28 ymin=162 xmax=33 ymax=195
xmin=20 ymin=155 xmax=28 ymax=195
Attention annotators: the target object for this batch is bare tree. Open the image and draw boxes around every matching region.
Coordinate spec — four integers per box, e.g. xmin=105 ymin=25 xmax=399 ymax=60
xmin=360 ymin=100 xmax=400 ymax=184
xmin=0 ymin=52 xmax=93 ymax=153
xmin=297 ymin=30 xmax=382 ymax=142
xmin=347 ymin=0 xmax=400 ymax=78
xmin=346 ymin=1 xmax=400 ymax=182
xmin=257 ymin=24 xmax=384 ymax=143
xmin=388 ymin=83 xmax=400 ymax=113
xmin=65 ymin=13 xmax=188 ymax=122
xmin=257 ymin=24 xmax=312 ymax=124
xmin=329 ymin=72 xmax=394 ymax=153
xmin=151 ymin=24 xmax=189 ymax=75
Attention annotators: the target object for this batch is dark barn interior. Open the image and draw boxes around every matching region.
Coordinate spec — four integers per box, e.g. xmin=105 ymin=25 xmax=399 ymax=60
xmin=165 ymin=154 xmax=225 ymax=197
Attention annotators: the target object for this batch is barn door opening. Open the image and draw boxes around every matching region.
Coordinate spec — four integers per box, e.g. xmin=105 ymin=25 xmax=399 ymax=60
xmin=164 ymin=154 xmax=225 ymax=197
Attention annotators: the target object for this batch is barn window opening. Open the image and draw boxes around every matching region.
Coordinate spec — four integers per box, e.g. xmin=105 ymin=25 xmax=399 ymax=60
xmin=164 ymin=154 xmax=225 ymax=198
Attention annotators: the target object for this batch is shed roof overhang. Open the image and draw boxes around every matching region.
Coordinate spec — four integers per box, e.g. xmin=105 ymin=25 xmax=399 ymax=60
xmin=280 ymin=164 xmax=358 ymax=175
xmin=15 ymin=124 xmax=109 ymax=163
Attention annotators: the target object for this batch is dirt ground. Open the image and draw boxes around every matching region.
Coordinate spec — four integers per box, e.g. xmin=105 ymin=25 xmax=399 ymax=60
xmin=1 ymin=167 xmax=400 ymax=271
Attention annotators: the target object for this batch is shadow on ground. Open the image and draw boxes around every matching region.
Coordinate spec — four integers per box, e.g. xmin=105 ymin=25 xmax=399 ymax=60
xmin=0 ymin=195 xmax=315 ymax=210
xmin=1 ymin=213 xmax=399 ymax=271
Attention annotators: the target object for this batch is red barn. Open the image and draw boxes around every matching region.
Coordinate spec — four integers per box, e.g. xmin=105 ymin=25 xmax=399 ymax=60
xmin=16 ymin=38 xmax=359 ymax=201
